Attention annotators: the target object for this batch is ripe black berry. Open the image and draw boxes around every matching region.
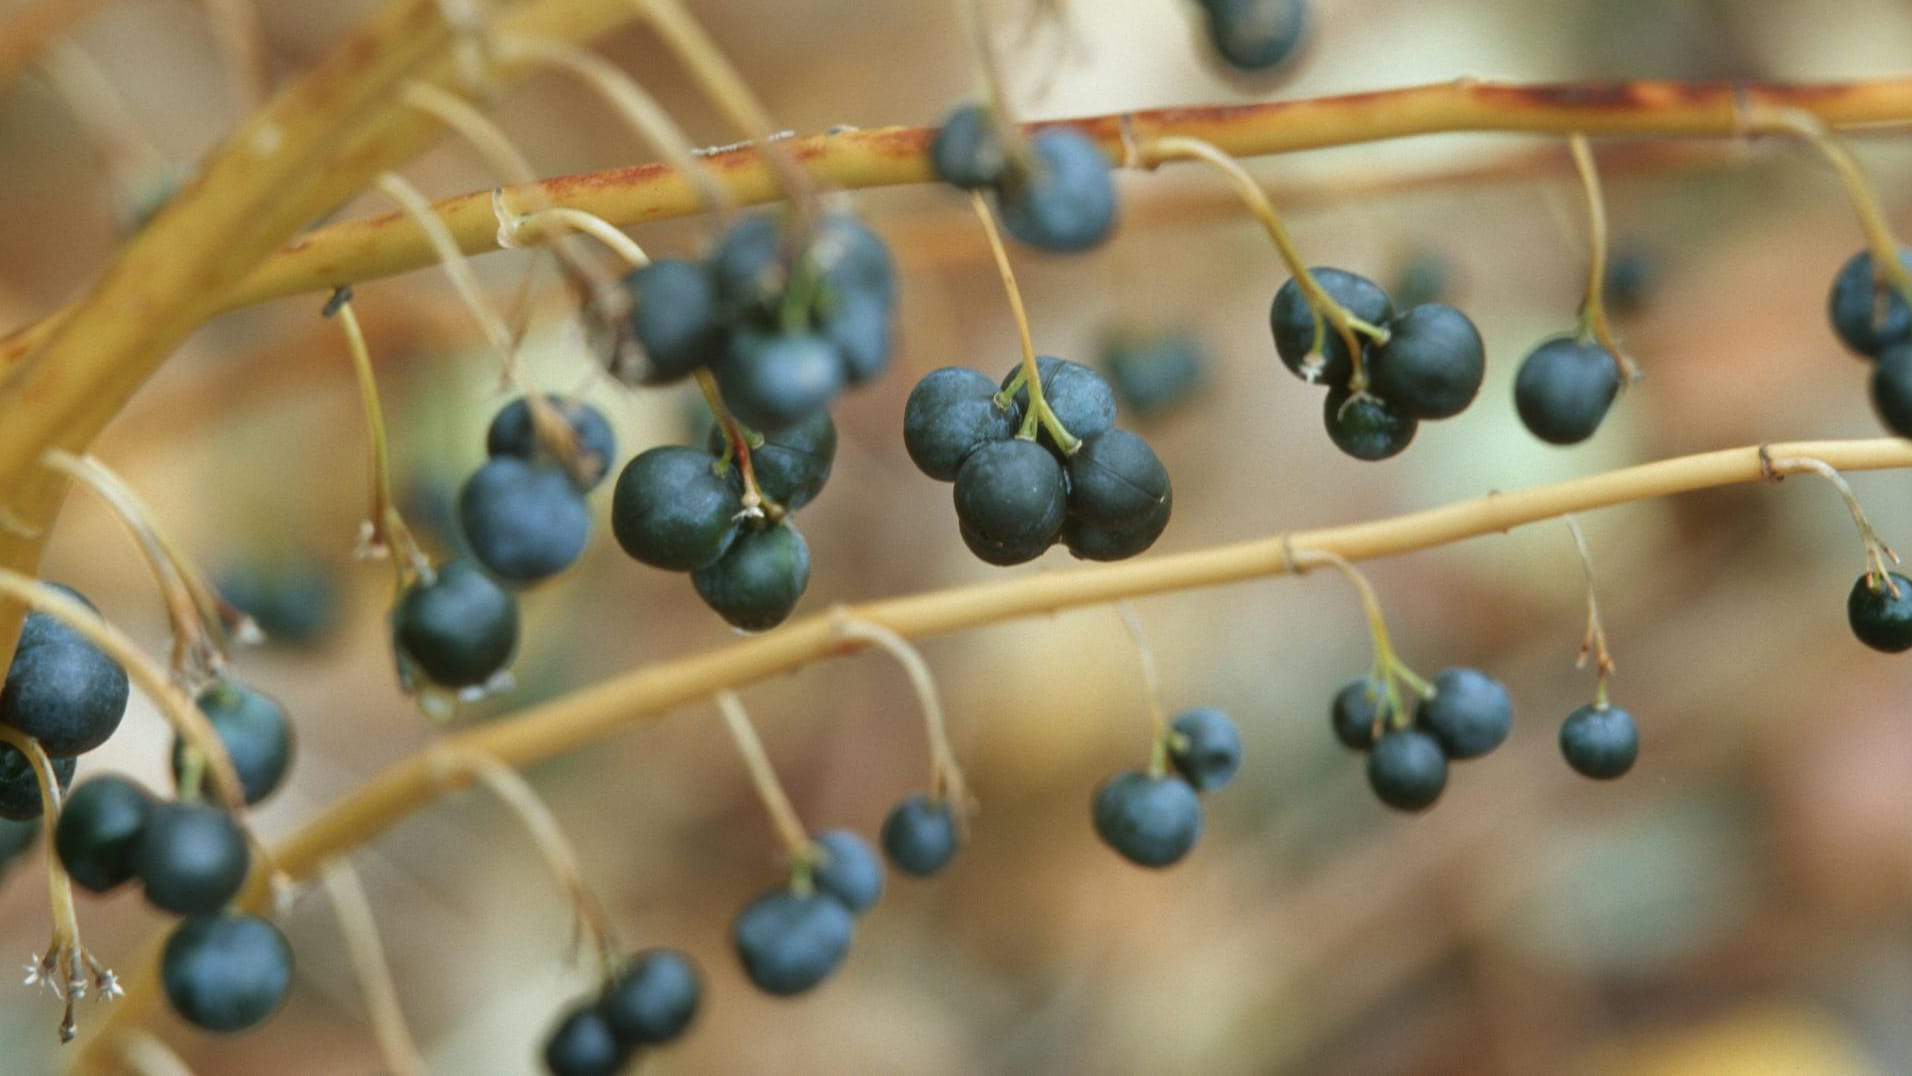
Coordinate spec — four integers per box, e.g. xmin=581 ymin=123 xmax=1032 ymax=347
xmin=135 ymin=800 xmax=250 ymax=916
xmin=714 ymin=328 xmax=843 ymax=433
xmin=953 ymin=439 xmax=1069 ymax=565
xmin=1102 ymin=327 xmax=1205 ymax=416
xmin=1198 ymin=0 xmax=1308 ymax=73
xmin=1270 ymin=268 xmax=1393 ymax=385
xmin=1169 ymin=708 xmax=1241 ymax=792
xmin=1513 ymin=337 xmax=1621 ymax=445
xmin=55 ymin=775 xmax=153 ymax=894
xmin=880 ymin=795 xmax=960 ymax=877
xmin=218 ymin=558 xmax=338 ymax=645
xmin=458 ymin=457 xmax=593 ymax=584
xmin=810 ymin=212 xmax=898 ymax=309
xmin=1828 ymin=247 xmax=1912 ymax=358
xmin=0 ymin=818 xmax=37 ymax=869
xmin=812 ymin=829 xmax=884 ymax=915
xmin=0 ymin=596 xmax=131 ymax=757
xmin=997 ymin=129 xmax=1117 ymax=254
xmin=0 ymin=744 xmax=73 ymax=821
xmin=819 ymin=288 xmax=893 ymax=385
xmin=1848 ymin=571 xmax=1912 ymax=653
xmin=1330 ymin=677 xmax=1383 ymax=751
xmin=1000 ymin=356 xmax=1118 ymax=451
xmin=611 ymin=446 xmax=743 ymax=572
xmin=931 ymin=103 xmax=1008 ymax=190
xmin=1604 ymin=244 xmax=1655 ymax=316
xmin=1869 ymin=343 xmax=1912 ymax=438
xmin=392 ymin=559 xmax=520 ymax=690
xmin=1368 ymin=303 xmax=1486 ymax=420
xmin=732 ymin=886 xmax=855 ymax=996
xmin=1559 ymin=704 xmax=1638 ymax=780
xmin=161 ymin=913 xmax=293 ymax=1033
xmin=623 ymin=258 xmax=724 ymax=383
xmin=1091 ymin=771 xmax=1203 ymax=868
xmin=599 ymin=948 xmax=701 ymax=1047
xmin=486 ymin=396 xmax=618 ymax=491
xmin=173 ymin=681 xmax=294 ymax=806
xmin=903 ymin=367 xmax=1021 ymax=482
xmin=706 ymin=410 xmax=837 ymax=511
xmin=543 ymin=1003 xmax=624 ymax=1076
xmin=1414 ymin=668 xmax=1512 ymax=760
xmin=1366 ymin=728 xmax=1447 ymax=812
xmin=1066 ymin=429 xmax=1172 ymax=530
xmin=690 ymin=523 xmax=811 ymax=631
xmin=1324 ymin=387 xmax=1417 ymax=461
xmin=1061 ymin=513 xmax=1171 ymax=563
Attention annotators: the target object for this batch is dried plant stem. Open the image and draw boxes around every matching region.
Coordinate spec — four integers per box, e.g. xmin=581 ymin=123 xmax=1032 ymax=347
xmin=1114 ymin=601 xmax=1172 ymax=777
xmin=832 ymin=616 xmax=969 ymax=810
xmin=714 ymin=690 xmax=813 ymax=868
xmin=1567 ymin=134 xmax=1638 ymax=383
xmin=320 ymin=859 xmax=427 ymax=1076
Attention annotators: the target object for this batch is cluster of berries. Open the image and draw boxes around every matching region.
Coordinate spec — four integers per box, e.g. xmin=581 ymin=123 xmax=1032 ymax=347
xmin=458 ymin=395 xmax=617 ymax=587
xmin=541 ymin=949 xmax=701 ymax=1076
xmin=930 ymin=106 xmax=1117 ymax=254
xmin=1092 ymin=709 xmax=1240 ymax=868
xmin=1270 ymin=268 xmax=1487 ymax=460
xmin=1330 ymin=668 xmax=1512 ymax=811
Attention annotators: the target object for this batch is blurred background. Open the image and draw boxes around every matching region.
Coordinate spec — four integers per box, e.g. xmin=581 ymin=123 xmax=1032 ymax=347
xmin=4 ymin=0 xmax=1912 ymax=1072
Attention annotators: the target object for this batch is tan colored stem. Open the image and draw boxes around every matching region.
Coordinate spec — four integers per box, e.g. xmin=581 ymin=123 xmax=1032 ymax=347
xmin=714 ymin=690 xmax=812 ymax=864
xmin=320 ymin=859 xmax=427 ymax=1076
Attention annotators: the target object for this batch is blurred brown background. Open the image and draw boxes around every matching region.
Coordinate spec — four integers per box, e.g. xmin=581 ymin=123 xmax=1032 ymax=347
xmin=4 ymin=0 xmax=1912 ymax=1072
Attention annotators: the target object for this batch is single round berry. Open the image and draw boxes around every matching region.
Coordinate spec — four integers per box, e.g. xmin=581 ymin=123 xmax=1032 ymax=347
xmin=690 ymin=523 xmax=811 ymax=631
xmin=1000 ymin=356 xmax=1118 ymax=452
xmin=709 ymin=212 xmax=785 ymax=315
xmin=931 ymin=104 xmax=1007 ymax=189
xmin=55 ymin=775 xmax=153 ymax=894
xmin=1848 ymin=571 xmax=1912 ymax=653
xmin=1366 ymin=729 xmax=1447 ymax=812
xmin=1604 ymin=243 xmax=1655 ymax=316
xmin=820 ymin=288 xmax=893 ymax=385
xmin=458 ymin=457 xmax=593 ymax=584
xmin=1389 ymin=251 xmax=1451 ymax=310
xmin=1091 ymin=771 xmax=1203 ymax=868
xmin=173 ymin=681 xmax=294 ymax=806
xmin=1415 ymin=668 xmax=1513 ymax=761
xmin=903 ymin=367 xmax=1022 ymax=482
xmin=0 ymin=745 xmax=73 ymax=821
xmin=732 ymin=887 xmax=856 ymax=997
xmin=715 ymin=328 xmax=844 ymax=433
xmin=1061 ymin=510 xmax=1171 ymax=563
xmin=1199 ymin=0 xmax=1308 ymax=72
xmin=0 ymin=817 xmax=38 ymax=867
xmin=1270 ymin=268 xmax=1393 ymax=386
xmin=611 ymin=446 xmax=743 ymax=572
xmin=811 ymin=829 xmax=884 ymax=916
xmin=486 ymin=395 xmax=619 ymax=491
xmin=997 ymin=128 xmax=1117 ymax=254
xmin=1169 ymin=708 xmax=1241 ymax=792
xmin=217 ymin=558 xmax=338 ymax=645
xmin=543 ymin=1003 xmax=624 ymax=1076
xmin=136 ymin=800 xmax=251 ymax=916
xmin=1513 ymin=337 xmax=1622 ymax=446
xmin=623 ymin=258 xmax=724 ymax=383
xmin=1870 ymin=343 xmax=1912 ymax=438
xmin=599 ymin=948 xmax=701 ymax=1047
xmin=392 ymin=559 xmax=520 ymax=690
xmin=1828 ymin=247 xmax=1912 ymax=358
xmin=161 ymin=913 xmax=293 ymax=1034
xmin=809 ymin=212 xmax=898 ymax=309
xmin=1559 ymin=704 xmax=1639 ymax=780
xmin=1101 ymin=327 xmax=1205 ymax=416
xmin=952 ymin=439 xmax=1069 ymax=566
xmin=1367 ymin=303 xmax=1485 ymax=420
xmin=1066 ymin=429 xmax=1172 ymax=530
xmin=0 ymin=602 xmax=131 ymax=757
xmin=880 ymin=795 xmax=960 ymax=877
xmin=1330 ymin=677 xmax=1384 ymax=752
xmin=1324 ymin=387 xmax=1417 ymax=461
xmin=707 ymin=409 xmax=836 ymax=511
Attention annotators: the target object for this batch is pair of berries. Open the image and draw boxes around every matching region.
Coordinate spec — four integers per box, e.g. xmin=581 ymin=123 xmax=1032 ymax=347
xmin=930 ymin=106 xmax=1118 ymax=254
xmin=542 ymin=949 xmax=702 ymax=1076
xmin=611 ymin=411 xmax=837 ymax=631
xmin=1827 ymin=247 xmax=1912 ymax=440
xmin=1092 ymin=708 xmax=1241 ymax=868
xmin=458 ymin=395 xmax=617 ymax=587
xmin=1271 ymin=268 xmax=1487 ymax=460
xmin=1332 ymin=668 xmax=1511 ymax=812
xmin=733 ymin=830 xmax=884 ymax=996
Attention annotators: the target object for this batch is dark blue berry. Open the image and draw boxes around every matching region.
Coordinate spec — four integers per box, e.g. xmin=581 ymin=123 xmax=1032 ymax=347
xmin=1061 ymin=511 xmax=1170 ymax=563
xmin=1199 ymin=0 xmax=1308 ymax=72
xmin=1513 ymin=337 xmax=1621 ymax=445
xmin=1849 ymin=571 xmax=1912 ymax=653
xmin=1559 ymin=704 xmax=1638 ymax=780
xmin=999 ymin=356 xmax=1118 ymax=452
xmin=1415 ymin=668 xmax=1512 ymax=760
xmin=486 ymin=396 xmax=619 ymax=492
xmin=880 ymin=795 xmax=960 ymax=877
xmin=1101 ymin=327 xmax=1205 ymax=416
xmin=217 ymin=558 xmax=338 ymax=645
xmin=1270 ymin=268 xmax=1393 ymax=385
xmin=0 ymin=817 xmax=38 ymax=868
xmin=1870 ymin=343 xmax=1912 ymax=438
xmin=55 ymin=775 xmax=152 ymax=894
xmin=690 ymin=523 xmax=811 ymax=631
xmin=1331 ymin=677 xmax=1384 ymax=751
xmin=1389 ymin=250 xmax=1451 ymax=309
xmin=1091 ymin=771 xmax=1203 ymax=868
xmin=820 ymin=288 xmax=893 ymax=385
xmin=707 ymin=410 xmax=836 ymax=511
xmin=1828 ymin=247 xmax=1912 ymax=358
xmin=810 ymin=213 xmax=898 ymax=309
xmin=714 ymin=328 xmax=843 ymax=433
xmin=931 ymin=104 xmax=1008 ymax=190
xmin=1603 ymin=243 xmax=1655 ymax=316
xmin=161 ymin=913 xmax=293 ymax=1033
xmin=997 ymin=129 xmax=1117 ymax=254
xmin=1324 ymin=387 xmax=1417 ymax=461
xmin=811 ymin=829 xmax=884 ymax=915
xmin=173 ymin=681 xmax=294 ymax=806
xmin=392 ymin=559 xmax=520 ymax=690
xmin=732 ymin=887 xmax=855 ymax=996
xmin=1169 ymin=708 xmax=1241 ymax=792
xmin=709 ymin=212 xmax=785 ymax=315
xmin=458 ymin=457 xmax=593 ymax=584
xmin=0 ymin=599 xmax=130 ymax=757
xmin=0 ymin=745 xmax=73 ymax=821
xmin=543 ymin=1003 xmax=624 ymax=1076
xmin=599 ymin=948 xmax=700 ymax=1047
xmin=135 ymin=801 xmax=250 ymax=916
xmin=1366 ymin=729 xmax=1446 ymax=812
xmin=623 ymin=258 xmax=724 ymax=383
xmin=611 ymin=446 xmax=743 ymax=572
xmin=953 ymin=439 xmax=1069 ymax=566
xmin=903 ymin=367 xmax=1021 ymax=482
xmin=1066 ymin=429 xmax=1172 ymax=531
xmin=1368 ymin=303 xmax=1485 ymax=420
